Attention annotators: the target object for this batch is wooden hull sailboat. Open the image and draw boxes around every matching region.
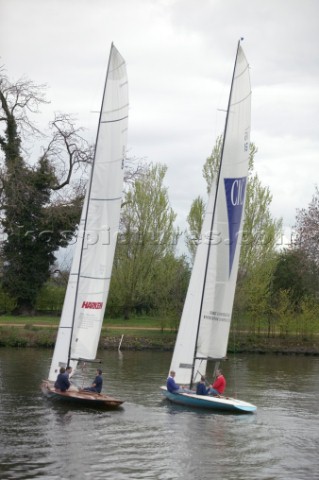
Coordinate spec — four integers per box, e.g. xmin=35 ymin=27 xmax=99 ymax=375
xmin=41 ymin=381 xmax=123 ymax=408
xmin=41 ymin=44 xmax=128 ymax=408
xmin=161 ymin=40 xmax=256 ymax=414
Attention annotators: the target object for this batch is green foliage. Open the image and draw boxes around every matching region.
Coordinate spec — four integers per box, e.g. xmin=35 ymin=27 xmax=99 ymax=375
xmin=298 ymin=296 xmax=319 ymax=338
xmin=235 ymin=256 xmax=276 ymax=336
xmin=271 ymin=289 xmax=294 ymax=337
xmin=202 ymin=135 xmax=223 ymax=194
xmin=271 ymin=248 xmax=319 ymax=311
xmin=1 ymin=157 xmax=80 ymax=313
xmin=240 ymin=167 xmax=282 ymax=273
xmin=0 ymin=326 xmax=55 ymax=347
xmin=185 ymin=196 xmax=205 ymax=261
xmin=35 ymin=282 xmax=65 ymax=312
xmin=108 ymin=163 xmax=184 ymax=319
xmin=0 ymin=287 xmax=16 ymax=313
xmin=149 ymin=253 xmax=190 ymax=331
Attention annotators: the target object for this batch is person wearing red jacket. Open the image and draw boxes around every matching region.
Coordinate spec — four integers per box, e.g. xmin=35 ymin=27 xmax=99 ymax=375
xmin=209 ymin=369 xmax=226 ymax=396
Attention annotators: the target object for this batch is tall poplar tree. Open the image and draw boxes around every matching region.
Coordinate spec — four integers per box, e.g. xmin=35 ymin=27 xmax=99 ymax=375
xmin=185 ymin=196 xmax=205 ymax=261
xmin=109 ymin=163 xmax=180 ymax=319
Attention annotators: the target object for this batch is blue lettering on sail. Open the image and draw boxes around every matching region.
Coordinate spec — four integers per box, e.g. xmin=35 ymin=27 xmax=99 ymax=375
xmin=224 ymin=177 xmax=247 ymax=276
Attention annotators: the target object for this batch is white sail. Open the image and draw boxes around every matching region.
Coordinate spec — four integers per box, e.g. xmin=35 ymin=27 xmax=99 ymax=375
xmin=170 ymin=44 xmax=251 ymax=386
xmin=169 ymin=186 xmax=216 ymax=384
xmin=48 ymin=44 xmax=128 ymax=381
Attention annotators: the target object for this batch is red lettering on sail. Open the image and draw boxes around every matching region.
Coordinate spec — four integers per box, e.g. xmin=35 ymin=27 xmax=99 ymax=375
xmin=81 ymin=301 xmax=103 ymax=309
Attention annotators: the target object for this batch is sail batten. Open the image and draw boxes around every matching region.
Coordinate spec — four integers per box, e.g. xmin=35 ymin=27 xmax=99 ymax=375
xmin=101 ymin=113 xmax=129 ymax=121
xmin=78 ymin=276 xmax=110 ymax=281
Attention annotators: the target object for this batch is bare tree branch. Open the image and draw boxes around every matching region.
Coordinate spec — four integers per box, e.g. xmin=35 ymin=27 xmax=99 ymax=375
xmin=0 ymin=70 xmax=48 ymax=141
xmin=41 ymin=113 xmax=93 ymax=190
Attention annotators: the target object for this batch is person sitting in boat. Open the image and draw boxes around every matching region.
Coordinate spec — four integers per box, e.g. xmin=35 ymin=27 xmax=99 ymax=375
xmin=167 ymin=370 xmax=192 ymax=393
xmin=166 ymin=370 xmax=181 ymax=393
xmin=196 ymin=376 xmax=210 ymax=396
xmin=167 ymin=370 xmax=190 ymax=393
xmin=83 ymin=369 xmax=103 ymax=393
xmin=54 ymin=367 xmax=71 ymax=392
xmin=209 ymin=369 xmax=226 ymax=396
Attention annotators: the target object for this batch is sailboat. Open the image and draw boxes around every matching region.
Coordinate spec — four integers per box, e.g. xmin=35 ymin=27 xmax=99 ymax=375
xmin=41 ymin=44 xmax=128 ymax=408
xmin=160 ymin=40 xmax=256 ymax=413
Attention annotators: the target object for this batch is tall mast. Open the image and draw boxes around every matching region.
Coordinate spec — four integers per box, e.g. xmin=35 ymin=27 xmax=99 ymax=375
xmin=67 ymin=44 xmax=115 ymax=366
xmin=190 ymin=39 xmax=243 ymax=388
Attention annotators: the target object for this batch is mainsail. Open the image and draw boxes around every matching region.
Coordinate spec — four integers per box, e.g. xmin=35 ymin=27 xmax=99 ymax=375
xmin=48 ymin=44 xmax=128 ymax=381
xmin=170 ymin=43 xmax=251 ymax=385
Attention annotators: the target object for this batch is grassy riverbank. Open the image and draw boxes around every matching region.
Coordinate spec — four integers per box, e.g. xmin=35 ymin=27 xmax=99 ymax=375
xmin=0 ymin=315 xmax=318 ymax=354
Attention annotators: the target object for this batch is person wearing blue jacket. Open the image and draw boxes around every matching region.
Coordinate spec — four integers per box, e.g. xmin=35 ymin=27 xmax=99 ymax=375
xmin=54 ymin=367 xmax=71 ymax=392
xmin=84 ymin=369 xmax=103 ymax=393
xmin=166 ymin=370 xmax=181 ymax=393
xmin=196 ymin=376 xmax=209 ymax=395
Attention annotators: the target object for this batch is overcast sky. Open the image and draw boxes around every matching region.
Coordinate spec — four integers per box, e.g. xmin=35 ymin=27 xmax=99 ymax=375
xmin=1 ymin=0 xmax=319 ymax=250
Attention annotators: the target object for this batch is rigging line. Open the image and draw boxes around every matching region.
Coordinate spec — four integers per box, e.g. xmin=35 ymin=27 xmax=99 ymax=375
xmin=195 ymin=357 xmax=208 ymax=384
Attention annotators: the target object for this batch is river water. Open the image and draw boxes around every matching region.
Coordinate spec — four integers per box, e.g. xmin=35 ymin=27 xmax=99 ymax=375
xmin=0 ymin=349 xmax=318 ymax=480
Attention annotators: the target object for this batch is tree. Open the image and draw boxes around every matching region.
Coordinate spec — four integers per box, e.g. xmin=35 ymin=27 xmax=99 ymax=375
xmin=185 ymin=196 xmax=205 ymax=261
xmin=109 ymin=163 xmax=180 ymax=319
xmin=184 ymin=135 xmax=223 ymax=264
xmin=271 ymin=248 xmax=319 ymax=310
xmin=261 ymin=188 xmax=319 ymax=337
xmin=240 ymin=162 xmax=282 ymax=273
xmin=149 ymin=253 xmax=190 ymax=330
xmin=294 ymin=186 xmax=319 ymax=267
xmin=299 ymin=296 xmax=319 ymax=338
xmin=271 ymin=289 xmax=294 ymax=337
xmin=202 ymin=135 xmax=223 ymax=194
xmin=0 ymin=71 xmax=91 ymax=313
